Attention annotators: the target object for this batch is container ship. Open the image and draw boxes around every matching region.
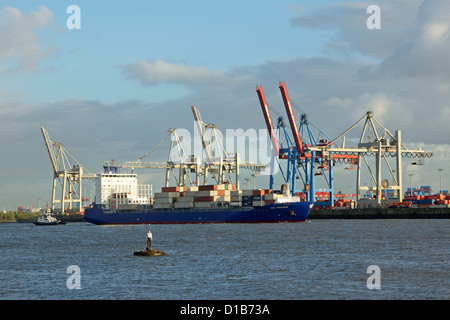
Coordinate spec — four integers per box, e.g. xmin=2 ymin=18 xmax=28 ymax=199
xmin=83 ymin=167 xmax=313 ymax=225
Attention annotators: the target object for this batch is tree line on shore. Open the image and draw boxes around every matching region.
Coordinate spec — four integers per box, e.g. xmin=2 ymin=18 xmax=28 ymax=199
xmin=0 ymin=211 xmax=41 ymax=222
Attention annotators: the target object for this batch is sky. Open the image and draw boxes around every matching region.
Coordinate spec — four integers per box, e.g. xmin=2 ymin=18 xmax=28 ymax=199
xmin=1 ymin=0 xmax=449 ymax=210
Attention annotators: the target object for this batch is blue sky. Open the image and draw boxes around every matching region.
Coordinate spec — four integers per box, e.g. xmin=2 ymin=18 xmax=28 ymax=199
xmin=4 ymin=1 xmax=339 ymax=104
xmin=1 ymin=0 xmax=449 ymax=210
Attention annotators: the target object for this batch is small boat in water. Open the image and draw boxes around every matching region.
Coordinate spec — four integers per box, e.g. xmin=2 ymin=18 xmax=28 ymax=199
xmin=33 ymin=212 xmax=66 ymax=225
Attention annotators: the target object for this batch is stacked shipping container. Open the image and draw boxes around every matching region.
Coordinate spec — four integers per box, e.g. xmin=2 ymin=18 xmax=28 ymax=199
xmin=153 ymin=185 xmax=284 ymax=209
xmin=403 ymin=193 xmax=450 ymax=207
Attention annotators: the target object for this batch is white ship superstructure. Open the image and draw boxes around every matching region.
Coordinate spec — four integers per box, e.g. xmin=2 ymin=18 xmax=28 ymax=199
xmin=95 ymin=166 xmax=152 ymax=209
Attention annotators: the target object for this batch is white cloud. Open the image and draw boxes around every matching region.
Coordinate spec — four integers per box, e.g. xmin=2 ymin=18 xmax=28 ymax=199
xmin=2 ymin=2 xmax=450 ymax=208
xmin=289 ymin=0 xmax=423 ymax=59
xmin=118 ymin=59 xmax=254 ymax=92
xmin=377 ymin=1 xmax=450 ymax=78
xmin=121 ymin=60 xmax=219 ymax=86
xmin=0 ymin=5 xmax=55 ymax=73
xmin=119 ymin=60 xmax=225 ymax=85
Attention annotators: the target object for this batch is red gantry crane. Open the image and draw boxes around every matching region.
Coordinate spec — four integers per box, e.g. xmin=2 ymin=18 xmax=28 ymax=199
xmin=279 ymin=81 xmax=305 ymax=156
xmin=256 ymin=85 xmax=283 ymax=159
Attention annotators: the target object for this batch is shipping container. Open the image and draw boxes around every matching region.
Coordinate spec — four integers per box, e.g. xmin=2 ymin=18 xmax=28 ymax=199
xmin=195 ymin=196 xmax=216 ymax=202
xmin=195 ymin=190 xmax=218 ymax=197
xmin=194 ymin=202 xmax=213 ymax=208
xmin=178 ymin=196 xmax=195 ymax=203
xmin=252 ymin=200 xmax=265 ymax=207
xmin=174 ymin=202 xmax=194 ymax=209
xmin=263 ymin=194 xmax=277 ymax=200
xmin=155 ymin=192 xmax=180 ymax=198
xmin=198 ymin=185 xmax=219 ymax=191
xmin=252 ymin=189 xmax=265 ymax=196
xmin=418 ymin=199 xmax=434 ymax=204
xmin=153 ymin=203 xmax=173 ymax=209
xmin=161 ymin=186 xmax=187 ymax=192
xmin=425 ymin=194 xmax=444 ymax=200
xmin=154 ymin=197 xmax=176 ymax=204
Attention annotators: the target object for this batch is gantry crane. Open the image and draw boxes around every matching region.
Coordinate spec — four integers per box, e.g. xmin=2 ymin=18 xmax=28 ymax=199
xmin=191 ymin=105 xmax=251 ymax=186
xmin=257 ymin=82 xmax=344 ymax=204
xmin=114 ymin=106 xmax=266 ymax=190
xmin=256 ymin=82 xmax=433 ymax=206
xmin=279 ymin=81 xmax=305 ymax=156
xmin=256 ymin=85 xmax=282 ymax=159
xmin=327 ymin=111 xmax=433 ymax=204
xmin=41 ymin=127 xmax=97 ymax=212
xmin=191 ymin=105 xmax=216 ymax=164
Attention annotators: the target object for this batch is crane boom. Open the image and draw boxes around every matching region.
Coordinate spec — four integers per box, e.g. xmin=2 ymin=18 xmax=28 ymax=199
xmin=191 ymin=105 xmax=212 ymax=163
xmin=256 ymin=85 xmax=281 ymax=158
xmin=40 ymin=127 xmax=59 ymax=174
xmin=279 ymin=81 xmax=304 ymax=155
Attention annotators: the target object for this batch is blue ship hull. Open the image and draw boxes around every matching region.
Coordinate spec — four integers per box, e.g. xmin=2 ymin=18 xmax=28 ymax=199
xmin=84 ymin=202 xmax=313 ymax=225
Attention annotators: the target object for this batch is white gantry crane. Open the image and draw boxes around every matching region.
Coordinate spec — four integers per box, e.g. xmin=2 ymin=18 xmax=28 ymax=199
xmin=41 ymin=127 xmax=97 ymax=213
xmin=326 ymin=111 xmax=433 ymax=205
xmin=116 ymin=106 xmax=266 ymax=190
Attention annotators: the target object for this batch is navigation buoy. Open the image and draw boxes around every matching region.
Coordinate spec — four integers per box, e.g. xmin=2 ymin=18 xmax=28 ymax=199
xmin=133 ymin=249 xmax=165 ymax=256
xmin=133 ymin=228 xmax=165 ymax=256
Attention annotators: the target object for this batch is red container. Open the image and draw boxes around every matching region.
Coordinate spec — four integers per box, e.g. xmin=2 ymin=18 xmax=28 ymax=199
xmin=194 ymin=196 xmax=215 ymax=202
xmin=425 ymin=194 xmax=444 ymax=200
xmin=162 ymin=186 xmax=182 ymax=192
xmin=199 ymin=185 xmax=219 ymax=191
xmin=252 ymin=189 xmax=265 ymax=196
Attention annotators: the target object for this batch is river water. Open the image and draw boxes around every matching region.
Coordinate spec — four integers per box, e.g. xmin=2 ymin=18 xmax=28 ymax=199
xmin=0 ymin=219 xmax=448 ymax=300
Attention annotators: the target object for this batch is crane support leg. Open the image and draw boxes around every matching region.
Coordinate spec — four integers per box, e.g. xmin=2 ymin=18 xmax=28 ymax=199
xmin=396 ymin=130 xmax=403 ymax=202
xmin=376 ymin=140 xmax=382 ymax=205
xmin=309 ymin=151 xmax=316 ymax=203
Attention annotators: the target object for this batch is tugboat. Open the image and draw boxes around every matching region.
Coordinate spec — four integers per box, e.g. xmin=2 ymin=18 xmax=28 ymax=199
xmin=33 ymin=211 xmax=66 ymax=225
